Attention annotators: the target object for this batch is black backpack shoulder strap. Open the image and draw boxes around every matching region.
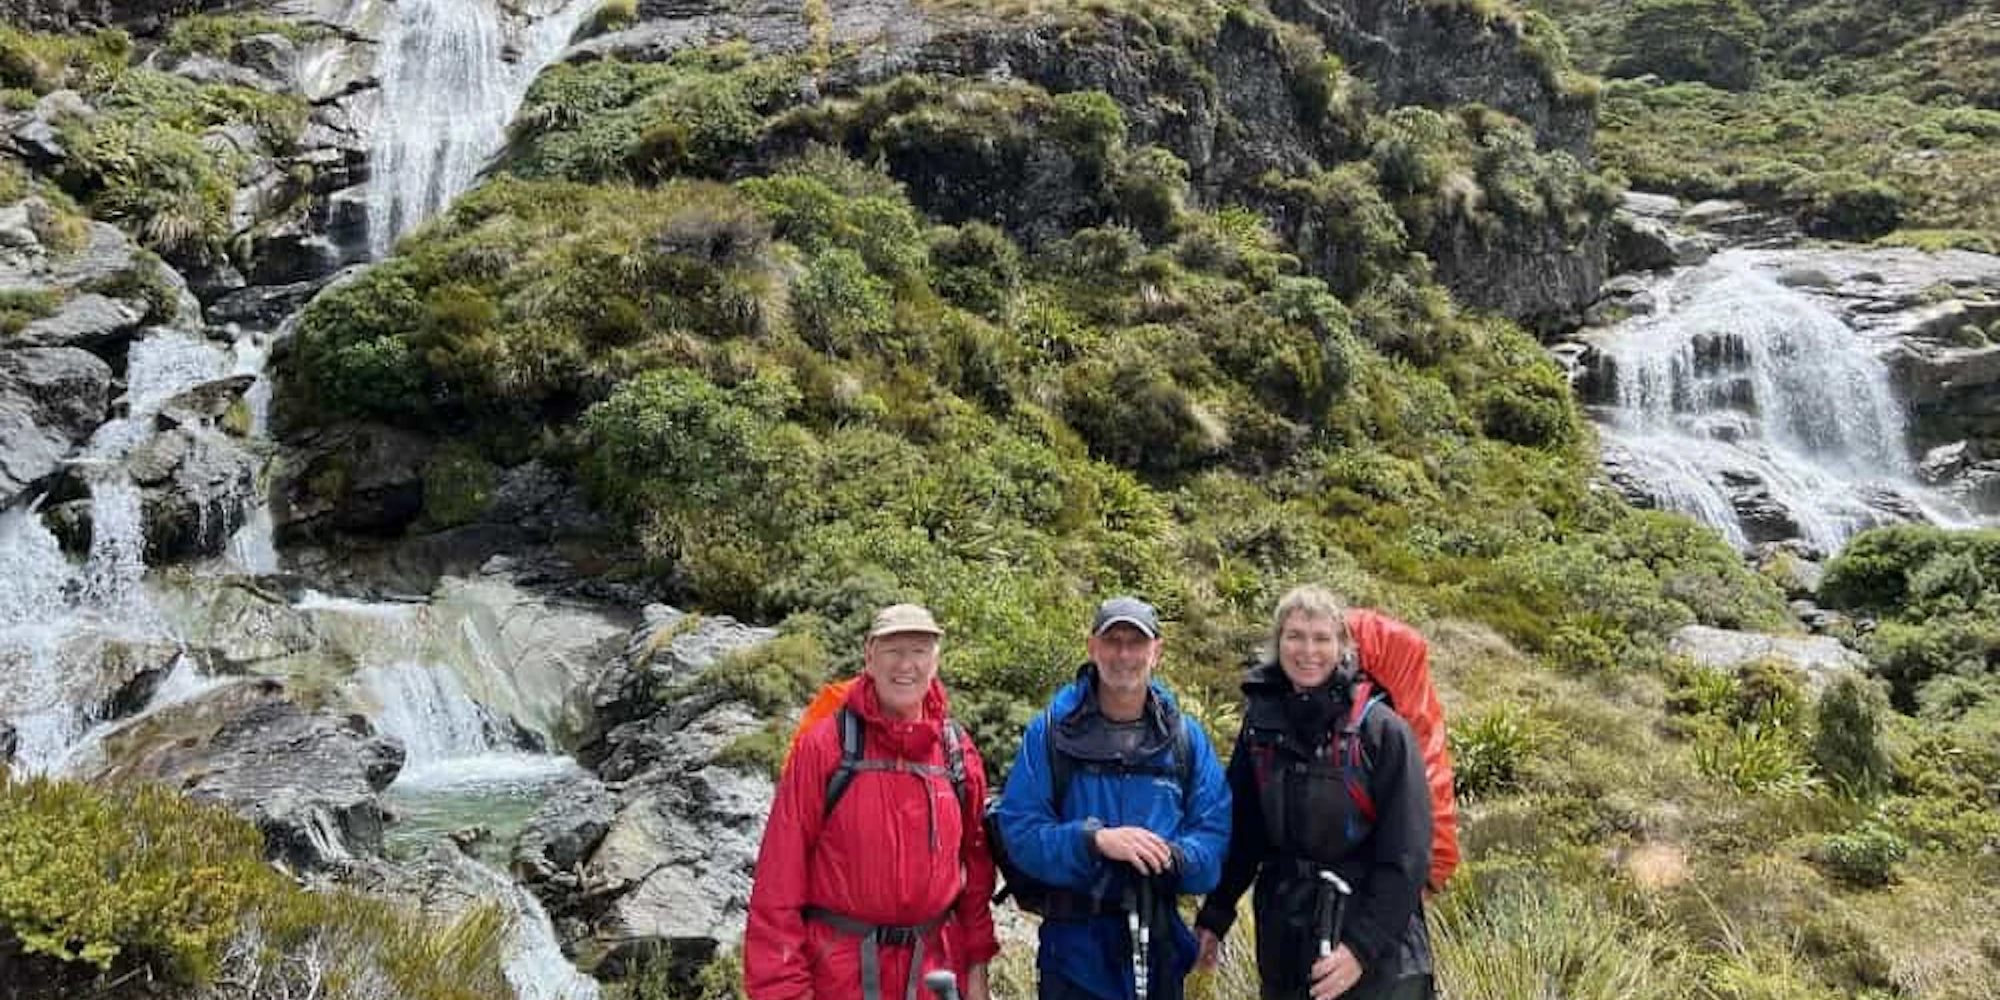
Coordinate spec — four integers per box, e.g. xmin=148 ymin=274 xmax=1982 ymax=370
xmin=1045 ymin=709 xmax=1075 ymax=815
xmin=1172 ymin=712 xmax=1193 ymax=788
xmin=822 ymin=706 xmax=867 ymax=820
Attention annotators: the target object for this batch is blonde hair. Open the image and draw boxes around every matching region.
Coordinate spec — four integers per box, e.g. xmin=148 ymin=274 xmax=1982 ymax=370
xmin=1265 ymin=584 xmax=1350 ymax=663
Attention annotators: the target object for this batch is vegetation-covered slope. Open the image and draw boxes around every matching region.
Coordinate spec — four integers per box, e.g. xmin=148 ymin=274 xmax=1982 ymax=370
xmin=1 ymin=2 xmax=1995 ymax=999
xmin=1533 ymin=0 xmax=2000 ymax=246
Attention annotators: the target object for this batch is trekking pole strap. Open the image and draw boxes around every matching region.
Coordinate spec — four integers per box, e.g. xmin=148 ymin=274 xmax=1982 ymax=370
xmin=804 ymin=905 xmax=954 ymax=1000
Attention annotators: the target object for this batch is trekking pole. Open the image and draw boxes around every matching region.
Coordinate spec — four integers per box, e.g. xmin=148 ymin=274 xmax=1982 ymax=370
xmin=1130 ymin=875 xmax=1153 ymax=1000
xmin=924 ymin=970 xmax=961 ymax=1000
xmin=1316 ymin=869 xmax=1353 ymax=958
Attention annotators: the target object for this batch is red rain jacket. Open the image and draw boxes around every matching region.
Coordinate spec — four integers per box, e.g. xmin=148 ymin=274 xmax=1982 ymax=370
xmin=744 ymin=676 xmax=1000 ymax=1000
xmin=1347 ymin=607 xmax=1460 ymax=890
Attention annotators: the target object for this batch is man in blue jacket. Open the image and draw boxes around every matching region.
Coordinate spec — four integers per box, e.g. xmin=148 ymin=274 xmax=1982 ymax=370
xmin=996 ymin=596 xmax=1232 ymax=1000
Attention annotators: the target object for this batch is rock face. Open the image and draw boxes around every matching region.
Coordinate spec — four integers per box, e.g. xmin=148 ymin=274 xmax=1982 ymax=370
xmin=1669 ymin=624 xmax=1866 ymax=695
xmin=88 ymin=679 xmax=406 ymax=871
xmin=534 ymin=605 xmax=781 ymax=976
xmin=588 ymin=0 xmax=1605 ymax=324
xmin=274 ymin=421 xmax=434 ymax=542
xmin=0 ymin=347 xmax=111 ymax=506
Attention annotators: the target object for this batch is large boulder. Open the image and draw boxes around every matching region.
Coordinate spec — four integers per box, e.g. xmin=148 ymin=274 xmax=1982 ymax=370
xmin=131 ymin=424 xmax=260 ymax=560
xmin=1669 ymin=625 xmax=1866 ymax=695
xmin=579 ymin=605 xmax=779 ymax=773
xmin=580 ymin=701 xmax=772 ymax=977
xmin=0 ymin=346 xmax=112 ymax=505
xmin=87 ymin=679 xmax=406 ymax=871
xmin=540 ymin=606 xmax=781 ymax=976
xmin=274 ymin=422 xmax=434 ymax=542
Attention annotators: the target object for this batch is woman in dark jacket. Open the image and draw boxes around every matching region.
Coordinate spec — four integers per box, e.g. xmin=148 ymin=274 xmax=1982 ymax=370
xmin=1194 ymin=586 xmax=1434 ymax=1000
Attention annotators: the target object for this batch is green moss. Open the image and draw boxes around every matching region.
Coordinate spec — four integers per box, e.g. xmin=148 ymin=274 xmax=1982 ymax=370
xmin=420 ymin=443 xmax=499 ymax=528
xmin=0 ymin=288 xmax=62 ymax=336
xmin=163 ymin=14 xmax=328 ymax=59
xmin=574 ymin=0 xmax=640 ymax=41
xmin=506 ymin=48 xmax=805 ymax=183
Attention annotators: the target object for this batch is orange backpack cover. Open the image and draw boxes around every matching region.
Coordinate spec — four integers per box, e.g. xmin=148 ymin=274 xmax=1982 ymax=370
xmin=784 ymin=677 xmax=857 ymax=771
xmin=1347 ymin=608 xmax=1460 ymax=890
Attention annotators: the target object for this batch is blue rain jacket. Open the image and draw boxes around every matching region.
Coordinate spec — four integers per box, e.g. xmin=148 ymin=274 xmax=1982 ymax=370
xmin=995 ymin=670 xmax=1232 ymax=1000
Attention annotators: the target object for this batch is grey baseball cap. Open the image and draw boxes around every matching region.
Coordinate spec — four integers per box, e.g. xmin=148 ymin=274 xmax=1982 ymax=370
xmin=1091 ymin=596 xmax=1160 ymax=638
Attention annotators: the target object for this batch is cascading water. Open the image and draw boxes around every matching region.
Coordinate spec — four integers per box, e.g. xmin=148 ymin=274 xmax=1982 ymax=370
xmin=0 ymin=329 xmax=228 ymax=773
xmin=7 ymin=3 xmax=600 ymax=992
xmin=366 ymin=0 xmax=591 ymax=256
xmin=1585 ymin=251 xmax=1968 ymax=553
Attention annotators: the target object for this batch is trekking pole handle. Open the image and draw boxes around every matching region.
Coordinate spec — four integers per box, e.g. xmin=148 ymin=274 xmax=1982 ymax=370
xmin=1316 ymin=870 xmax=1353 ymax=958
xmin=924 ymin=970 xmax=961 ymax=1000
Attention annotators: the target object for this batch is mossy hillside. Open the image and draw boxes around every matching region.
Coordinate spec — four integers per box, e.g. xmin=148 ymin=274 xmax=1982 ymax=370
xmin=1533 ymin=0 xmax=2000 ymax=245
xmin=1 ymin=23 xmax=309 ymax=264
xmin=0 ymin=775 xmax=517 ymax=1000
xmin=281 ymin=92 xmax=1779 ymax=776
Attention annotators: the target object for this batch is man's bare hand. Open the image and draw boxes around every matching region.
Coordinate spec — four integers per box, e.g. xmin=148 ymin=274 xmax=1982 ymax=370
xmin=1308 ymin=944 xmax=1364 ymax=1000
xmin=1092 ymin=826 xmax=1174 ymax=874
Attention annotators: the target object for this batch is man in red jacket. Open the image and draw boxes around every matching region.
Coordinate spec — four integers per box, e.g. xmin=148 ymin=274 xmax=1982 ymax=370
xmin=745 ymin=604 xmax=1000 ymax=1000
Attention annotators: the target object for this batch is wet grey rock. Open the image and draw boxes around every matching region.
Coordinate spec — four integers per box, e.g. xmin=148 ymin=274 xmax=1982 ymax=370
xmin=0 ymin=347 xmax=112 ymax=505
xmin=159 ymin=373 xmax=256 ymax=429
xmin=0 ymin=720 xmax=15 ymax=767
xmin=247 ymin=229 xmax=349 ymax=286
xmin=129 ymin=426 xmax=258 ymax=561
xmin=1777 ymin=266 xmax=1836 ymax=289
xmin=514 ymin=775 xmax=616 ymax=884
xmin=1611 ymin=212 xmax=1709 ymax=274
xmin=87 ymin=681 xmax=405 ymax=870
xmin=210 ymin=269 xmax=348 ymax=328
xmin=274 ymin=422 xmax=434 ymax=542
xmin=580 ymin=604 xmax=779 ymax=775
xmin=171 ymin=577 xmax=323 ymax=669
xmin=1721 ymin=472 xmax=1803 ymax=545
xmin=1918 ymin=441 xmax=1974 ymax=484
xmin=1669 ymin=624 xmax=1865 ymax=695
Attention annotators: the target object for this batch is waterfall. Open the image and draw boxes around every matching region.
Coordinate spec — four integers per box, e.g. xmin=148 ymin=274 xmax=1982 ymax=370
xmin=0 ymin=505 xmax=84 ymax=770
xmin=461 ymin=856 xmax=603 ymax=1000
xmin=1585 ymin=252 xmax=1964 ymax=552
xmin=366 ymin=0 xmax=589 ymax=256
xmin=360 ymin=661 xmax=501 ymax=770
xmin=0 ymin=329 xmax=228 ymax=773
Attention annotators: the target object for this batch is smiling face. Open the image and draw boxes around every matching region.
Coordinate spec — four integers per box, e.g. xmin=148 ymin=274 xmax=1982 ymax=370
xmin=863 ymin=631 xmax=941 ymax=720
xmin=1087 ymin=622 xmax=1162 ymax=706
xmin=1277 ymin=609 xmax=1346 ymax=691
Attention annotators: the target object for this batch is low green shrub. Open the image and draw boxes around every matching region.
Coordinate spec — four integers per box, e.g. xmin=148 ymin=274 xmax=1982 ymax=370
xmin=0 ymin=288 xmax=61 ymax=335
xmin=1813 ymin=675 xmax=1891 ymax=798
xmin=1810 ymin=823 xmax=1908 ymax=887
